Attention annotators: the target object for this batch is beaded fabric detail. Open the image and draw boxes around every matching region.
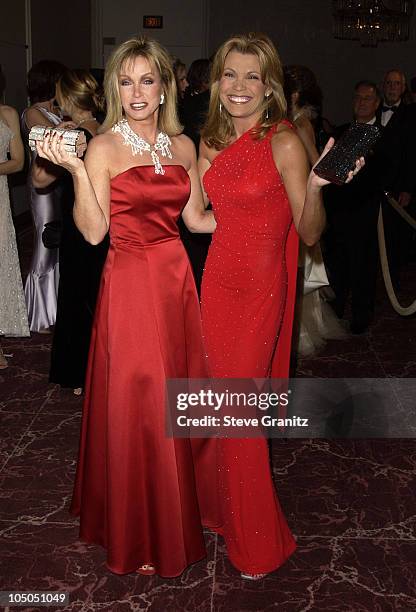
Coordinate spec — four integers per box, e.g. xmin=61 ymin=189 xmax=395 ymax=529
xmin=0 ymin=120 xmax=30 ymax=337
xmin=112 ymin=118 xmax=172 ymax=175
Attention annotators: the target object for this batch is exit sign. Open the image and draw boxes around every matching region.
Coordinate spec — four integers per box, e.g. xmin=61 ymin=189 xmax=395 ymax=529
xmin=143 ymin=15 xmax=163 ymax=29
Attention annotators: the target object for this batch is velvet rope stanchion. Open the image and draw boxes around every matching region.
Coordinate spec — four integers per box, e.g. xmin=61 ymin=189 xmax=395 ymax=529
xmin=384 ymin=192 xmax=416 ymax=230
xmin=377 ymin=193 xmax=416 ymax=316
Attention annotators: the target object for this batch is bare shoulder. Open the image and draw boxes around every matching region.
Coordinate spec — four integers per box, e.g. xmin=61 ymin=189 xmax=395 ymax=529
xmin=171 ymin=133 xmax=197 ymax=170
xmin=294 ymin=114 xmax=309 ymax=130
xmin=199 ymin=138 xmax=218 ymax=164
xmin=86 ymin=131 xmax=116 ymax=154
xmin=271 ymin=123 xmax=304 ymax=156
xmin=173 ymin=133 xmax=196 ymax=156
xmin=295 ymin=115 xmax=315 ymax=138
xmin=84 ymin=132 xmax=115 ymax=169
xmin=0 ymin=105 xmax=19 ymax=124
xmin=271 ymin=123 xmax=308 ymax=176
xmin=24 ymin=106 xmax=54 ymax=129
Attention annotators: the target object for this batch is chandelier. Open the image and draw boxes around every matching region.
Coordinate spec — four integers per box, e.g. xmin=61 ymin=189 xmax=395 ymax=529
xmin=332 ymin=0 xmax=414 ymax=46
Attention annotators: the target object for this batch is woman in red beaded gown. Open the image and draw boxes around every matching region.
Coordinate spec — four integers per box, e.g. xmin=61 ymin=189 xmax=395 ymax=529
xmin=36 ymin=37 xmax=216 ymax=577
xmin=197 ymin=33 xmax=363 ymax=579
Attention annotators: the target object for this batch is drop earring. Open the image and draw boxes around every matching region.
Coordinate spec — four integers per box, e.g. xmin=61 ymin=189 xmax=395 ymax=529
xmin=219 ymin=102 xmax=222 ymax=114
xmin=160 ymin=93 xmax=165 ymax=105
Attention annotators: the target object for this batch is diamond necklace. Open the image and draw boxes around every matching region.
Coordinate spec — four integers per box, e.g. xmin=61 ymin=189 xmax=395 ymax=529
xmin=112 ymin=118 xmax=172 ymax=175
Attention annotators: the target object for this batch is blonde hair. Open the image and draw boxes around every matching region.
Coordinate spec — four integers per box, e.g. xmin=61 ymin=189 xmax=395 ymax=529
xmin=101 ymin=36 xmax=181 ymax=135
xmin=202 ymin=33 xmax=287 ymax=150
xmin=56 ymin=69 xmax=103 ymax=115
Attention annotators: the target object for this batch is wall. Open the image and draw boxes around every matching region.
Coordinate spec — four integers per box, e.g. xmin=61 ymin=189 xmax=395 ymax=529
xmin=1 ymin=1 xmax=27 ymax=111
xmin=30 ymin=0 xmax=91 ymax=68
xmin=3 ymin=1 xmax=92 ymax=215
xmin=207 ymin=0 xmax=416 ymax=125
xmin=2 ymin=2 xmax=29 ymax=215
xmin=4 ymin=1 xmax=416 ymax=214
xmin=95 ymin=0 xmax=208 ymax=70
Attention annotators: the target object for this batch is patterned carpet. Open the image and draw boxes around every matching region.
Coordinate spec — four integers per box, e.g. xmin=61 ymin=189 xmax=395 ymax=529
xmin=0 ymin=224 xmax=415 ymax=611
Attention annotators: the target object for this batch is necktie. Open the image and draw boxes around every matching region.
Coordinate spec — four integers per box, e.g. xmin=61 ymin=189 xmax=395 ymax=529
xmin=382 ymin=105 xmax=397 ymax=113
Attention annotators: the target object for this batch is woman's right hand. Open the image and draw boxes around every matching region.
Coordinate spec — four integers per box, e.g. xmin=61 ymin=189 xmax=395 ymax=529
xmin=36 ymin=130 xmax=84 ymax=176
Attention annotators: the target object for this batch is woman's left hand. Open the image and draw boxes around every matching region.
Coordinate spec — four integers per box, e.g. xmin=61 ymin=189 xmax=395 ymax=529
xmin=309 ymin=137 xmax=365 ymax=188
xmin=344 ymin=155 xmax=365 ymax=184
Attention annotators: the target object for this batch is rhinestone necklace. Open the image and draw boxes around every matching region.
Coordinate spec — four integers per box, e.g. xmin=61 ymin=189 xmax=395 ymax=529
xmin=112 ymin=118 xmax=172 ymax=175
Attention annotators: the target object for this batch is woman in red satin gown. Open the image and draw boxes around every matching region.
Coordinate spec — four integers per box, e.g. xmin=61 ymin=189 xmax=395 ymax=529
xmin=36 ymin=36 xmax=216 ymax=577
xmin=197 ymin=33 xmax=364 ymax=579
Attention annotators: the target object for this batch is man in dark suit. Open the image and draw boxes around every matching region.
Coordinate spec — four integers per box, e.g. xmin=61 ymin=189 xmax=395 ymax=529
xmin=324 ymin=81 xmax=382 ymax=334
xmin=378 ymin=70 xmax=416 ymax=283
xmin=325 ymin=75 xmax=416 ymax=333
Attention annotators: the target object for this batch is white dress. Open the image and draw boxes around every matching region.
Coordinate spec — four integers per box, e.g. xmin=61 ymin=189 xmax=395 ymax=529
xmin=290 ymin=113 xmax=347 ymax=356
xmin=295 ymin=243 xmax=347 ymax=356
xmin=21 ymin=106 xmax=61 ymax=332
xmin=0 ymin=119 xmax=30 ymax=337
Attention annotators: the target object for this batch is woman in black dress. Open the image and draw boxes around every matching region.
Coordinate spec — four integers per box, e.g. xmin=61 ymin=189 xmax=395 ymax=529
xmin=33 ymin=69 xmax=109 ymax=394
xmin=178 ymin=59 xmax=212 ymax=295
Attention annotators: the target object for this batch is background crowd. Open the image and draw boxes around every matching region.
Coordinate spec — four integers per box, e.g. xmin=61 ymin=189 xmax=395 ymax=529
xmin=0 ymin=26 xmax=415 ymax=595
xmin=1 ymin=51 xmax=415 ymax=374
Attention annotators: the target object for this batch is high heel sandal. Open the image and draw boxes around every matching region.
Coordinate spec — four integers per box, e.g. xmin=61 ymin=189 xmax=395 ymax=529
xmin=240 ymin=572 xmax=267 ymax=581
xmin=136 ymin=564 xmax=156 ymax=576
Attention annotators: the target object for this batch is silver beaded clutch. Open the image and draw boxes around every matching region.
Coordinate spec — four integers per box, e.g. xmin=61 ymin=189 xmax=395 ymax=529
xmin=28 ymin=125 xmax=87 ymax=157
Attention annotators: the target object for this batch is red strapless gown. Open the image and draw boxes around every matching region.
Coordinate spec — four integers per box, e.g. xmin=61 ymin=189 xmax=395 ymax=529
xmin=199 ymin=125 xmax=298 ymax=574
xmin=70 ymin=165 xmax=207 ymax=576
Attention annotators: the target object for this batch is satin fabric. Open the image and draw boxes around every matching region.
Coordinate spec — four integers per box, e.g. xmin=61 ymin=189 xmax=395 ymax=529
xmin=21 ymin=107 xmax=61 ymax=332
xmin=199 ymin=124 xmax=298 ymax=574
xmin=70 ymin=165 xmax=207 ymax=576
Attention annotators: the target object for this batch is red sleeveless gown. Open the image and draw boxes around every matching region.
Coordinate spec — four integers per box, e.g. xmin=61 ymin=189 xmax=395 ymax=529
xmin=70 ymin=165 xmax=207 ymax=576
xmin=199 ymin=124 xmax=298 ymax=574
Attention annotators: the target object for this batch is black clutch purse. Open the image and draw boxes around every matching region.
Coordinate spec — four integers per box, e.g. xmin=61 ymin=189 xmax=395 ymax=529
xmin=313 ymin=123 xmax=381 ymax=185
xmin=42 ymin=220 xmax=62 ymax=249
